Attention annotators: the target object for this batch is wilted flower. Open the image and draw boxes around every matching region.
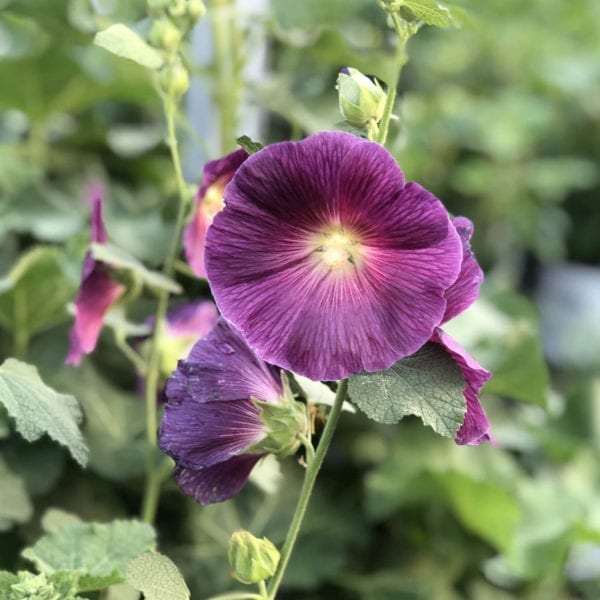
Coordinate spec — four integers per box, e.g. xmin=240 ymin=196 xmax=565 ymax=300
xmin=184 ymin=148 xmax=248 ymax=277
xmin=66 ymin=185 xmax=125 ymax=366
xmin=433 ymin=217 xmax=491 ymax=445
xmin=205 ymin=131 xmax=463 ymax=381
xmin=159 ymin=319 xmax=308 ymax=505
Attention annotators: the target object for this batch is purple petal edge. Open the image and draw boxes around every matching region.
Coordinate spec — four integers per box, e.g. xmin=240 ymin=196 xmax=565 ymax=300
xmin=431 ymin=328 xmax=492 ymax=446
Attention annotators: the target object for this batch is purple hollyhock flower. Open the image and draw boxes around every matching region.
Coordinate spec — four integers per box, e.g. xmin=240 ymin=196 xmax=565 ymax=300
xmin=184 ymin=148 xmax=248 ymax=277
xmin=66 ymin=185 xmax=125 ymax=366
xmin=432 ymin=217 xmax=491 ymax=445
xmin=159 ymin=319 xmax=308 ymax=505
xmin=205 ymin=131 xmax=463 ymax=381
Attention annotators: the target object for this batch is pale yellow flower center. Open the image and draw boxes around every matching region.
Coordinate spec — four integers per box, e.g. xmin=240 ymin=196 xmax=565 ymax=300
xmin=202 ymin=181 xmax=226 ymax=219
xmin=314 ymin=229 xmax=361 ymax=271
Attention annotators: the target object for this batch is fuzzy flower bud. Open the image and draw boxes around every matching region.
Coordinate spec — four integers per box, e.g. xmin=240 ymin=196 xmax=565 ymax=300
xmin=186 ymin=0 xmax=206 ymax=22
xmin=11 ymin=573 xmax=58 ymax=600
xmin=158 ymin=60 xmax=190 ymax=97
xmin=228 ymin=530 xmax=280 ymax=584
xmin=337 ymin=67 xmax=387 ymax=128
xmin=149 ymin=17 xmax=182 ymax=51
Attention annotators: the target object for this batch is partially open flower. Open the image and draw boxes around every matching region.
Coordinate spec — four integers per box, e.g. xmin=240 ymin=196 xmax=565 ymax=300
xmin=184 ymin=148 xmax=248 ymax=277
xmin=66 ymin=185 xmax=125 ymax=366
xmin=159 ymin=319 xmax=308 ymax=505
xmin=205 ymin=131 xmax=463 ymax=381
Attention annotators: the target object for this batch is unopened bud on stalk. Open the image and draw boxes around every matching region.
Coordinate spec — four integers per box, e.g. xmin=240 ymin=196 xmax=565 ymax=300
xmin=169 ymin=0 xmax=187 ymax=17
xmin=158 ymin=60 xmax=190 ymax=97
xmin=149 ymin=18 xmax=182 ymax=51
xmin=186 ymin=0 xmax=206 ymax=22
xmin=228 ymin=530 xmax=280 ymax=584
xmin=337 ymin=67 xmax=387 ymax=128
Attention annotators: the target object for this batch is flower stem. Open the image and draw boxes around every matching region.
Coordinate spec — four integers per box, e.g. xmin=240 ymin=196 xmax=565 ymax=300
xmin=258 ymin=581 xmax=268 ymax=599
xmin=376 ymin=13 xmax=411 ymax=146
xmin=140 ymin=95 xmax=191 ymax=524
xmin=266 ymin=379 xmax=348 ymax=599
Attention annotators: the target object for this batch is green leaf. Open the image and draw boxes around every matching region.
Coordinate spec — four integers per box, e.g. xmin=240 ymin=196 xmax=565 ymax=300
xmin=51 ymin=363 xmax=146 ymax=480
xmin=235 ymin=135 xmax=264 ymax=155
xmin=22 ymin=520 xmax=156 ymax=592
xmin=41 ymin=508 xmax=82 ymax=534
xmin=91 ymin=243 xmax=182 ymax=294
xmin=0 ymin=571 xmax=19 ymax=597
xmin=0 ymin=246 xmax=78 ymax=336
xmin=402 ymin=0 xmax=455 ymax=27
xmin=348 ymin=343 xmax=466 ymax=438
xmin=94 ymin=24 xmax=164 ymax=70
xmin=438 ymin=472 xmax=521 ymax=553
xmin=126 ymin=552 xmax=190 ymax=600
xmin=0 ymin=359 xmax=88 ymax=466
xmin=0 ymin=458 xmax=33 ymax=531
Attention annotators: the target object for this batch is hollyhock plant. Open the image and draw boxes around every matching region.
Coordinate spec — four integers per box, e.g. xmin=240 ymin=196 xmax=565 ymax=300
xmin=184 ymin=148 xmax=248 ymax=277
xmin=433 ymin=216 xmax=491 ymax=445
xmin=66 ymin=186 xmax=125 ymax=366
xmin=159 ymin=319 xmax=308 ymax=505
xmin=205 ymin=131 xmax=464 ymax=381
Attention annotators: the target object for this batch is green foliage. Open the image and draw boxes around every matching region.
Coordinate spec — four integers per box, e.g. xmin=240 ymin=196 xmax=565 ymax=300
xmin=271 ymin=0 xmax=369 ymax=29
xmin=126 ymin=552 xmax=190 ymax=600
xmin=0 ymin=246 xmax=77 ymax=339
xmin=235 ymin=135 xmax=264 ymax=155
xmin=401 ymin=0 xmax=455 ymax=27
xmin=0 ymin=458 xmax=33 ymax=532
xmin=22 ymin=520 xmax=156 ymax=592
xmin=349 ymin=343 xmax=466 ymax=437
xmin=0 ymin=359 xmax=88 ymax=466
xmin=91 ymin=243 xmax=182 ymax=294
xmin=94 ymin=24 xmax=164 ymax=70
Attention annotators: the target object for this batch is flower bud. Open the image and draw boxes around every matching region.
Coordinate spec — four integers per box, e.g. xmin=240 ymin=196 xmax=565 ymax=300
xmin=168 ymin=0 xmax=187 ymax=17
xmin=186 ymin=0 xmax=206 ymax=22
xmin=11 ymin=573 xmax=58 ymax=600
xmin=337 ymin=67 xmax=387 ymax=128
xmin=149 ymin=18 xmax=182 ymax=51
xmin=147 ymin=0 xmax=172 ymax=12
xmin=228 ymin=530 xmax=280 ymax=585
xmin=158 ymin=61 xmax=190 ymax=97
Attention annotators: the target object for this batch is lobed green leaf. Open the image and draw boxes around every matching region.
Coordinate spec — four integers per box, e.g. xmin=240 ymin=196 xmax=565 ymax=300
xmin=403 ymin=0 xmax=455 ymax=27
xmin=0 ymin=359 xmax=88 ymax=466
xmin=126 ymin=552 xmax=190 ymax=600
xmin=348 ymin=343 xmax=466 ymax=438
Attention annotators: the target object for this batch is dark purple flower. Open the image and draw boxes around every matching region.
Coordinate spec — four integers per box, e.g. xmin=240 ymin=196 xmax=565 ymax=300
xmin=205 ymin=131 xmax=463 ymax=381
xmin=159 ymin=319 xmax=307 ymax=505
xmin=66 ymin=186 xmax=125 ymax=366
xmin=431 ymin=328 xmax=491 ymax=445
xmin=432 ymin=217 xmax=491 ymax=445
xmin=184 ymin=148 xmax=248 ymax=277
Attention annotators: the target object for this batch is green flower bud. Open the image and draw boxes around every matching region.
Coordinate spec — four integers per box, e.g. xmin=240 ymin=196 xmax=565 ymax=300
xmin=337 ymin=67 xmax=387 ymax=128
xmin=186 ymin=0 xmax=206 ymax=22
xmin=11 ymin=573 xmax=58 ymax=600
xmin=158 ymin=61 xmax=190 ymax=97
xmin=147 ymin=0 xmax=172 ymax=13
xmin=228 ymin=530 xmax=280 ymax=585
xmin=149 ymin=18 xmax=182 ymax=51
xmin=168 ymin=0 xmax=187 ymax=17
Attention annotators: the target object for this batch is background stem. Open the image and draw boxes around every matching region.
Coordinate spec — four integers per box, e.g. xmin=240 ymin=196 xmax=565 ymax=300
xmin=140 ymin=96 xmax=191 ymax=524
xmin=266 ymin=379 xmax=349 ymax=599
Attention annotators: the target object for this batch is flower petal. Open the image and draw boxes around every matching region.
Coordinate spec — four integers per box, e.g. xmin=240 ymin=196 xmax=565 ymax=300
xmin=159 ymin=397 xmax=264 ymax=468
xmin=165 ymin=300 xmax=219 ymax=338
xmin=442 ymin=217 xmax=484 ymax=323
xmin=173 ymin=454 xmax=263 ymax=505
xmin=431 ymin=328 xmax=491 ymax=445
xmin=165 ymin=319 xmax=283 ymax=404
xmin=206 ymin=132 xmax=462 ymax=381
xmin=66 ymin=261 xmax=125 ymax=366
xmin=184 ymin=148 xmax=248 ymax=277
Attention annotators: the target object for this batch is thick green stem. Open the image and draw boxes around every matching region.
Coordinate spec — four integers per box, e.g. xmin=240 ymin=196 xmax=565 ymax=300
xmin=266 ymin=379 xmax=348 ymax=599
xmin=211 ymin=0 xmax=240 ymax=154
xmin=376 ymin=13 xmax=410 ymax=146
xmin=140 ymin=96 xmax=190 ymax=524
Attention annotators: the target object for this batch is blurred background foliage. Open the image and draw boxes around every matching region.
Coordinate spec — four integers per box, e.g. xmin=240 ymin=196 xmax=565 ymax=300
xmin=1 ymin=0 xmax=599 ymax=598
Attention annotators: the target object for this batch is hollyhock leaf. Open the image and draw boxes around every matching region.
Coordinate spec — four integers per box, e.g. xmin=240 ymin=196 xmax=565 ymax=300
xmin=126 ymin=552 xmax=190 ymax=600
xmin=0 ymin=359 xmax=88 ymax=467
xmin=0 ymin=246 xmax=77 ymax=337
xmin=91 ymin=242 xmax=182 ymax=294
xmin=94 ymin=24 xmax=164 ymax=70
xmin=402 ymin=0 xmax=455 ymax=28
xmin=236 ymin=135 xmax=264 ymax=155
xmin=174 ymin=455 xmax=263 ymax=505
xmin=0 ymin=458 xmax=33 ymax=531
xmin=22 ymin=520 xmax=156 ymax=592
xmin=348 ymin=343 xmax=466 ymax=438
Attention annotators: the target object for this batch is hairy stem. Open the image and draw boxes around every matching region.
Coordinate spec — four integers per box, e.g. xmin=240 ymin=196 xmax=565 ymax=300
xmin=140 ymin=95 xmax=190 ymax=524
xmin=266 ymin=379 xmax=348 ymax=599
xmin=376 ymin=13 xmax=411 ymax=146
